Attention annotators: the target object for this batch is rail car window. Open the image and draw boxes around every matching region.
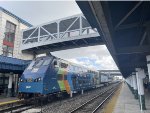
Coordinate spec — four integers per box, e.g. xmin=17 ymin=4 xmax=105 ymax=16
xmin=58 ymin=74 xmax=63 ymax=80
xmin=72 ymin=76 xmax=77 ymax=88
xmin=54 ymin=61 xmax=57 ymax=65
xmin=43 ymin=59 xmax=52 ymax=65
xmin=60 ymin=63 xmax=68 ymax=68
xmin=69 ymin=65 xmax=73 ymax=71
xmin=64 ymin=75 xmax=67 ymax=80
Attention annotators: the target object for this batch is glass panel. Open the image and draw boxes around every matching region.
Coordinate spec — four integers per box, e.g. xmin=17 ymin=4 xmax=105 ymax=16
xmin=8 ymin=53 xmax=13 ymax=57
xmin=43 ymin=59 xmax=52 ymax=65
xmin=3 ymin=45 xmax=7 ymax=52
xmin=27 ymin=61 xmax=35 ymax=70
xmin=60 ymin=63 xmax=68 ymax=68
xmin=35 ymin=60 xmax=44 ymax=67
xmin=8 ymin=47 xmax=13 ymax=53
xmin=58 ymin=74 xmax=63 ymax=80
xmin=6 ymin=22 xmax=11 ymax=29
xmin=4 ymin=21 xmax=16 ymax=44
xmin=3 ymin=52 xmax=8 ymax=56
xmin=64 ymin=75 xmax=67 ymax=80
xmin=11 ymin=24 xmax=16 ymax=31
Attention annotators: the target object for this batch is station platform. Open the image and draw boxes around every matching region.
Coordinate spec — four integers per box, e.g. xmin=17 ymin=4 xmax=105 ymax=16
xmin=0 ymin=96 xmax=19 ymax=105
xmin=112 ymin=83 xmax=150 ymax=113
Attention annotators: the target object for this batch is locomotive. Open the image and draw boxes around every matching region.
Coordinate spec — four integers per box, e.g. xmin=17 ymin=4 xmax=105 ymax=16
xmin=18 ymin=55 xmax=100 ymax=99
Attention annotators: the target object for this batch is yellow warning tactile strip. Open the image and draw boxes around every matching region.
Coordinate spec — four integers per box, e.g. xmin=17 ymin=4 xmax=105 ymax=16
xmin=102 ymin=83 xmax=123 ymax=113
xmin=0 ymin=99 xmax=20 ymax=106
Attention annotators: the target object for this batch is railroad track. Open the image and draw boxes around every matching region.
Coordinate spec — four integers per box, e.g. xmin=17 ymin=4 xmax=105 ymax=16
xmin=0 ymin=98 xmax=36 ymax=113
xmin=0 ymin=83 xmax=120 ymax=113
xmin=70 ymin=84 xmax=119 ymax=113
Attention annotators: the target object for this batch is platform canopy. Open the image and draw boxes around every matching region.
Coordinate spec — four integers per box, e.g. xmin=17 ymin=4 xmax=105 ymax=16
xmin=77 ymin=1 xmax=150 ymax=78
xmin=0 ymin=55 xmax=30 ymax=74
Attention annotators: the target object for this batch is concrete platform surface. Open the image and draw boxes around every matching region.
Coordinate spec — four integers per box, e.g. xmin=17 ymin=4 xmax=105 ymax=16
xmin=0 ymin=97 xmax=18 ymax=105
xmin=113 ymin=83 xmax=150 ymax=113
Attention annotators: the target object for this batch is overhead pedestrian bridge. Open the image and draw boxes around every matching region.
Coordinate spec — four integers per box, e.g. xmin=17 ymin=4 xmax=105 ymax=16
xmin=21 ymin=14 xmax=103 ymax=54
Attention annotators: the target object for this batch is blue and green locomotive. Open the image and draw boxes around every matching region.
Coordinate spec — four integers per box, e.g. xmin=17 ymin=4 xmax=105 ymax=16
xmin=18 ymin=55 xmax=100 ymax=98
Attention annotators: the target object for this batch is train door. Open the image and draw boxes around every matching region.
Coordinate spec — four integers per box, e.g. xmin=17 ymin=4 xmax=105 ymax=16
xmin=72 ymin=74 xmax=77 ymax=90
xmin=64 ymin=72 xmax=71 ymax=94
xmin=57 ymin=70 xmax=66 ymax=91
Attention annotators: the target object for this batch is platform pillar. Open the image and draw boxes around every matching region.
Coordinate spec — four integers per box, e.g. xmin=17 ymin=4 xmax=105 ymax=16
xmin=130 ymin=76 xmax=134 ymax=94
xmin=7 ymin=74 xmax=13 ymax=97
xmin=127 ymin=76 xmax=133 ymax=93
xmin=81 ymin=90 xmax=84 ymax=95
xmin=126 ymin=78 xmax=130 ymax=87
xmin=132 ymin=72 xmax=138 ymax=99
xmin=146 ymin=55 xmax=150 ymax=82
xmin=136 ymin=68 xmax=146 ymax=110
xmin=70 ymin=91 xmax=73 ymax=98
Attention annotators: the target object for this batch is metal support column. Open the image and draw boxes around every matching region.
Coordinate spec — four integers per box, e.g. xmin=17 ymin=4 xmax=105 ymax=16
xmin=81 ymin=90 xmax=84 ymax=95
xmin=146 ymin=55 xmax=150 ymax=82
xmin=132 ymin=72 xmax=138 ymax=99
xmin=136 ymin=68 xmax=146 ymax=110
xmin=7 ymin=73 xmax=13 ymax=97
xmin=130 ymin=76 xmax=134 ymax=94
xmin=70 ymin=91 xmax=73 ymax=98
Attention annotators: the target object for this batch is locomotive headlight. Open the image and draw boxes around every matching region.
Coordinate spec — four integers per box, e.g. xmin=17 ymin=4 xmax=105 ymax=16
xmin=20 ymin=79 xmax=23 ymax=82
xmin=34 ymin=78 xmax=38 ymax=82
xmin=38 ymin=77 xmax=41 ymax=81
xmin=34 ymin=77 xmax=42 ymax=82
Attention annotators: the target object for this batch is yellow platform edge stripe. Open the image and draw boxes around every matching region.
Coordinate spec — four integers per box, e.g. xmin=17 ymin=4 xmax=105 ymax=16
xmin=0 ymin=99 xmax=20 ymax=106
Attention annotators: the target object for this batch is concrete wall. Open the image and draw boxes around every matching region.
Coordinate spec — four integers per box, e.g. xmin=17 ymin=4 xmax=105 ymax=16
xmin=0 ymin=11 xmax=33 ymax=60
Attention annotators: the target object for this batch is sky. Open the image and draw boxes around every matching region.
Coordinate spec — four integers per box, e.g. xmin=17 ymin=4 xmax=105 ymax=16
xmin=0 ymin=1 xmax=118 ymax=70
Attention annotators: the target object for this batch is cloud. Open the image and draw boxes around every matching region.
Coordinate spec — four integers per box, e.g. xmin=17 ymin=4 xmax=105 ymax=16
xmin=0 ymin=1 xmax=81 ymax=25
xmin=52 ymin=45 xmax=118 ymax=70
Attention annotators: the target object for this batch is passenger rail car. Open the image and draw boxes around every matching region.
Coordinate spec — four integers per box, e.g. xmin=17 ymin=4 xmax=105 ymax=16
xmin=18 ymin=55 xmax=99 ymax=99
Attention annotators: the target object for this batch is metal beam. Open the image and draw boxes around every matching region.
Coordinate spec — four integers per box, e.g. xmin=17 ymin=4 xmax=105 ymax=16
xmin=109 ymin=74 xmax=122 ymax=76
xmin=82 ymin=39 xmax=88 ymax=44
xmin=23 ymin=39 xmax=103 ymax=54
xmin=115 ymin=23 xmax=140 ymax=30
xmin=115 ymin=1 xmax=143 ymax=29
xmin=140 ymin=31 xmax=147 ymax=45
xmin=116 ymin=45 xmax=150 ymax=55
xmin=119 ymin=61 xmax=146 ymax=68
xmin=99 ymin=70 xmax=120 ymax=72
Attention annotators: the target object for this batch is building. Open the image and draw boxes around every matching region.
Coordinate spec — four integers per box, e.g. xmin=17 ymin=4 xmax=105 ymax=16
xmin=0 ymin=7 xmax=33 ymax=97
xmin=0 ymin=7 xmax=33 ymax=60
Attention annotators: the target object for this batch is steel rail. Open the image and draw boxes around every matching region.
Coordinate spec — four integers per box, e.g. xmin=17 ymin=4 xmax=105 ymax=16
xmin=69 ymin=84 xmax=119 ymax=113
xmin=92 ymin=88 xmax=117 ymax=113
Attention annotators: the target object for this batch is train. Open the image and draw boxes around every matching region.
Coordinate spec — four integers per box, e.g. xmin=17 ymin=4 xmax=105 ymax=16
xmin=18 ymin=55 xmax=110 ymax=99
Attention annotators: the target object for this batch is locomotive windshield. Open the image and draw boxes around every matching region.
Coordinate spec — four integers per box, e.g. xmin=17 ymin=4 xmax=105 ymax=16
xmin=43 ymin=59 xmax=52 ymax=65
xmin=27 ymin=61 xmax=35 ymax=70
xmin=34 ymin=60 xmax=44 ymax=67
xmin=27 ymin=57 xmax=53 ymax=70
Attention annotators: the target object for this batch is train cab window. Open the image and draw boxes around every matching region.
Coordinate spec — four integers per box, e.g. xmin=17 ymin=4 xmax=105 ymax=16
xmin=53 ymin=60 xmax=59 ymax=68
xmin=60 ymin=63 xmax=68 ymax=68
xmin=54 ymin=61 xmax=57 ymax=65
xmin=35 ymin=60 xmax=44 ymax=67
xmin=27 ymin=61 xmax=35 ymax=70
xmin=43 ymin=59 xmax=52 ymax=65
